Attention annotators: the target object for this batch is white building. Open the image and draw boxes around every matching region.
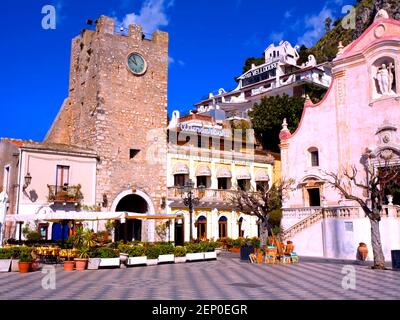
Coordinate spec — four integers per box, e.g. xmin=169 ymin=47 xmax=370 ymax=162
xmin=279 ymin=12 xmax=400 ymax=261
xmin=195 ymin=40 xmax=332 ymax=120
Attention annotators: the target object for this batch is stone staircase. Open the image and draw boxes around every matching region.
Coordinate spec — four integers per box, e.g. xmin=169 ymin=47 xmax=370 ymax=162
xmin=281 ymin=206 xmax=362 ymax=241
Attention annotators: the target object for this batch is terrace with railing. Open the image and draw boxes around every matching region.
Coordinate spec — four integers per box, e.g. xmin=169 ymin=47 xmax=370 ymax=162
xmin=47 ymin=184 xmax=83 ymax=204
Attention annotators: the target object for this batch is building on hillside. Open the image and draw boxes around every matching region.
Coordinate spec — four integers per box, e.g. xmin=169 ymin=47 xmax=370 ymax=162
xmin=0 ymin=16 xmax=169 ymax=243
xmin=166 ymin=110 xmax=277 ymax=243
xmin=194 ymin=41 xmax=332 ymax=120
xmin=279 ymin=10 xmax=400 ymax=261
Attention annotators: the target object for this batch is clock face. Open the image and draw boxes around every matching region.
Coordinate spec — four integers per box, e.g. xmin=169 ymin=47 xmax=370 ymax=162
xmin=127 ymin=53 xmax=147 ymax=75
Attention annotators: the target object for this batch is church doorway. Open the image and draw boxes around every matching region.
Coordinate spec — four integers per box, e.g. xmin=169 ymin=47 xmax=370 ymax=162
xmin=307 ymin=188 xmax=321 ymax=207
xmin=114 ymin=194 xmax=148 ymax=242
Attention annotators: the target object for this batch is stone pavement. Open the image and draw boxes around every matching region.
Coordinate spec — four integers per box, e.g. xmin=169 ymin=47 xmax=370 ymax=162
xmin=0 ymin=253 xmax=399 ymax=300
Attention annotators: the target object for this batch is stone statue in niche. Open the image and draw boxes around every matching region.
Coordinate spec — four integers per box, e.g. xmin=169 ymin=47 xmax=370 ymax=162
xmin=374 ymin=63 xmax=395 ymax=96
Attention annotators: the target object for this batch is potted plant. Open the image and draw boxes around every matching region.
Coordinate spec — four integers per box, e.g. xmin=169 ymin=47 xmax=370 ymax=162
xmin=0 ymin=248 xmax=13 ymax=272
xmin=126 ymin=246 xmax=147 ymax=266
xmin=174 ymin=246 xmax=187 ymax=264
xmin=203 ymin=241 xmax=218 ymax=260
xmin=185 ymin=243 xmax=204 ymax=262
xmin=95 ymin=248 xmax=120 ymax=268
xmin=145 ymin=246 xmax=160 ymax=266
xmin=71 ymin=228 xmax=96 ymax=271
xmin=158 ymin=244 xmax=175 ymax=264
xmin=61 ymin=249 xmax=76 ymax=271
xmin=230 ymin=238 xmax=244 ymax=253
xmin=19 ymin=252 xmax=33 ymax=273
xmin=75 ymin=248 xmax=90 ymax=271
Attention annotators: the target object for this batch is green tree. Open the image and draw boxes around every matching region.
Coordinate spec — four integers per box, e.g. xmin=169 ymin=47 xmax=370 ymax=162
xmin=230 ymin=180 xmax=293 ymax=249
xmin=248 ymin=94 xmax=305 ymax=152
xmin=297 ymin=45 xmax=310 ymax=66
xmin=242 ymin=56 xmax=265 ymax=74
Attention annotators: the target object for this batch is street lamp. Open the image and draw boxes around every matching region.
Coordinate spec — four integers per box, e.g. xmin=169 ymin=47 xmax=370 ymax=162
xmin=178 ymin=179 xmax=205 ymax=242
xmin=23 ymin=173 xmax=32 ymax=191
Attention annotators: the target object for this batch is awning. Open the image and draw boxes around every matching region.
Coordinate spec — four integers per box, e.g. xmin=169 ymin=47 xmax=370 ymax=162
xmin=236 ymin=168 xmax=251 ymax=180
xmin=173 ymin=162 xmax=189 ymax=175
xmin=5 ymin=212 xmax=183 ymax=223
xmin=255 ymin=169 xmax=270 ymax=182
xmin=216 ymin=166 xmax=232 ymax=178
xmin=196 ymin=164 xmax=211 ymax=177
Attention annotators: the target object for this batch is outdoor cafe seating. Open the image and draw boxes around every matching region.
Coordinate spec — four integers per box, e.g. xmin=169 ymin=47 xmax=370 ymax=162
xmin=249 ymin=238 xmax=299 ymax=264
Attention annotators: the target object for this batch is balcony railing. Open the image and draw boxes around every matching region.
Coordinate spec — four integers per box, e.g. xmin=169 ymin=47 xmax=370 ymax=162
xmin=47 ymin=185 xmax=83 ymax=204
xmin=168 ymin=187 xmax=235 ymax=202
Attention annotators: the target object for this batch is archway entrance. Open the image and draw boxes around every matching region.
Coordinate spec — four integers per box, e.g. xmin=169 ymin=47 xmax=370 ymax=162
xmin=114 ymin=194 xmax=148 ymax=242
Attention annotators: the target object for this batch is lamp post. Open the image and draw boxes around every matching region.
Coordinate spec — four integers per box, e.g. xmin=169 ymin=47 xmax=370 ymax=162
xmin=178 ymin=179 xmax=205 ymax=242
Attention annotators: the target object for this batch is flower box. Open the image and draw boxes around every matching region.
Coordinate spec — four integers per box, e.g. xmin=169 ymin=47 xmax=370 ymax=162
xmin=88 ymin=258 xmax=101 ymax=270
xmin=186 ymin=252 xmax=204 ymax=262
xmin=174 ymin=256 xmax=187 ymax=264
xmin=99 ymin=258 xmax=120 ymax=268
xmin=158 ymin=254 xmax=175 ymax=264
xmin=127 ymin=256 xmax=147 ymax=266
xmin=0 ymin=259 xmax=12 ymax=272
xmin=146 ymin=259 xmax=158 ymax=266
xmin=204 ymin=251 xmax=217 ymax=260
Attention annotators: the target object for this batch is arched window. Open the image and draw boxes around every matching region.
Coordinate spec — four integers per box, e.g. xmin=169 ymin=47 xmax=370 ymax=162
xmin=308 ymin=147 xmax=319 ymax=167
xmin=238 ymin=217 xmax=244 ymax=238
xmin=196 ymin=216 xmax=207 ymax=240
xmin=218 ymin=216 xmax=228 ymax=239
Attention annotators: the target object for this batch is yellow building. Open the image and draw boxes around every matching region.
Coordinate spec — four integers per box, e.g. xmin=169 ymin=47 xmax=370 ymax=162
xmin=166 ymin=111 xmax=277 ymax=244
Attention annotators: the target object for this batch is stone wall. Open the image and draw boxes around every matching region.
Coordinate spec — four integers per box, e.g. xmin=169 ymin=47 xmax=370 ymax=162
xmin=45 ymin=16 xmax=169 ymax=238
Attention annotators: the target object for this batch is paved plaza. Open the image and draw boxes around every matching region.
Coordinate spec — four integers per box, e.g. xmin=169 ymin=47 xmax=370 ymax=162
xmin=0 ymin=253 xmax=399 ymax=300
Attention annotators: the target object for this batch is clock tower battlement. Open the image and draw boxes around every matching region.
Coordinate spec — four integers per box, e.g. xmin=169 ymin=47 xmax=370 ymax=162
xmin=45 ymin=16 xmax=168 ymax=218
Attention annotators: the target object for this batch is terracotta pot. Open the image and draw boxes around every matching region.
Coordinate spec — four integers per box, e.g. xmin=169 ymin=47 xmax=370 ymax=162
xmin=357 ymin=244 xmax=368 ymax=261
xmin=74 ymin=259 xmax=88 ymax=271
xmin=257 ymin=253 xmax=264 ymax=264
xmin=64 ymin=261 xmax=75 ymax=271
xmin=230 ymin=248 xmax=240 ymax=253
xmin=18 ymin=262 xmax=31 ymax=273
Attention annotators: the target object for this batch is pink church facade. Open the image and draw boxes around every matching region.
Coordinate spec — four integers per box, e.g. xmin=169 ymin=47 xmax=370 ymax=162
xmin=280 ymin=12 xmax=400 ymax=261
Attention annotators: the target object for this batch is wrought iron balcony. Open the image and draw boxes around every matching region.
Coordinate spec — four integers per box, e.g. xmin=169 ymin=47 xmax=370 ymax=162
xmin=168 ymin=187 xmax=235 ymax=202
xmin=47 ymin=184 xmax=83 ymax=204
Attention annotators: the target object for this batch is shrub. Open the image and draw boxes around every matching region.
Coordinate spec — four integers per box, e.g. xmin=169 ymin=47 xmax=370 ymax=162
xmin=26 ymin=231 xmax=41 ymax=242
xmin=11 ymin=247 xmax=32 ymax=259
xmin=145 ymin=246 xmax=161 ymax=259
xmin=174 ymin=246 xmax=187 ymax=257
xmin=232 ymin=238 xmax=245 ymax=248
xmin=90 ymin=248 xmax=119 ymax=258
xmin=158 ymin=244 xmax=174 ymax=255
xmin=0 ymin=248 xmax=13 ymax=259
xmin=199 ymin=241 xmax=221 ymax=252
xmin=185 ymin=243 xmax=202 ymax=253
xmin=249 ymin=237 xmax=260 ymax=248
xmin=19 ymin=253 xmax=32 ymax=263
xmin=126 ymin=246 xmax=146 ymax=257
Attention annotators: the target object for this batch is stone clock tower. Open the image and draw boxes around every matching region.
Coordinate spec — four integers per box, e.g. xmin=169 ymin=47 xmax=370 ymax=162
xmin=45 ymin=16 xmax=168 ymax=241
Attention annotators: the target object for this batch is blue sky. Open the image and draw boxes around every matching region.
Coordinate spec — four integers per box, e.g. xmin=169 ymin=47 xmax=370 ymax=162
xmin=0 ymin=0 xmax=355 ymax=141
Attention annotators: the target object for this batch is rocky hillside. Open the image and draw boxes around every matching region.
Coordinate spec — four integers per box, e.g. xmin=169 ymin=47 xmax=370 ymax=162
xmin=242 ymin=0 xmax=400 ymax=71
xmin=308 ymin=0 xmax=400 ymax=63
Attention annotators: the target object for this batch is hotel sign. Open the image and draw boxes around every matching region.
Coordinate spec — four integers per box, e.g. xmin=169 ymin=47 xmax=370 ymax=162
xmin=242 ymin=62 xmax=277 ymax=79
xmin=179 ymin=123 xmax=230 ymax=137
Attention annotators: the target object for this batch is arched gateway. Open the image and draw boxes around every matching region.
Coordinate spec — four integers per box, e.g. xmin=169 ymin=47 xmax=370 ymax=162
xmin=111 ymin=190 xmax=156 ymax=242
